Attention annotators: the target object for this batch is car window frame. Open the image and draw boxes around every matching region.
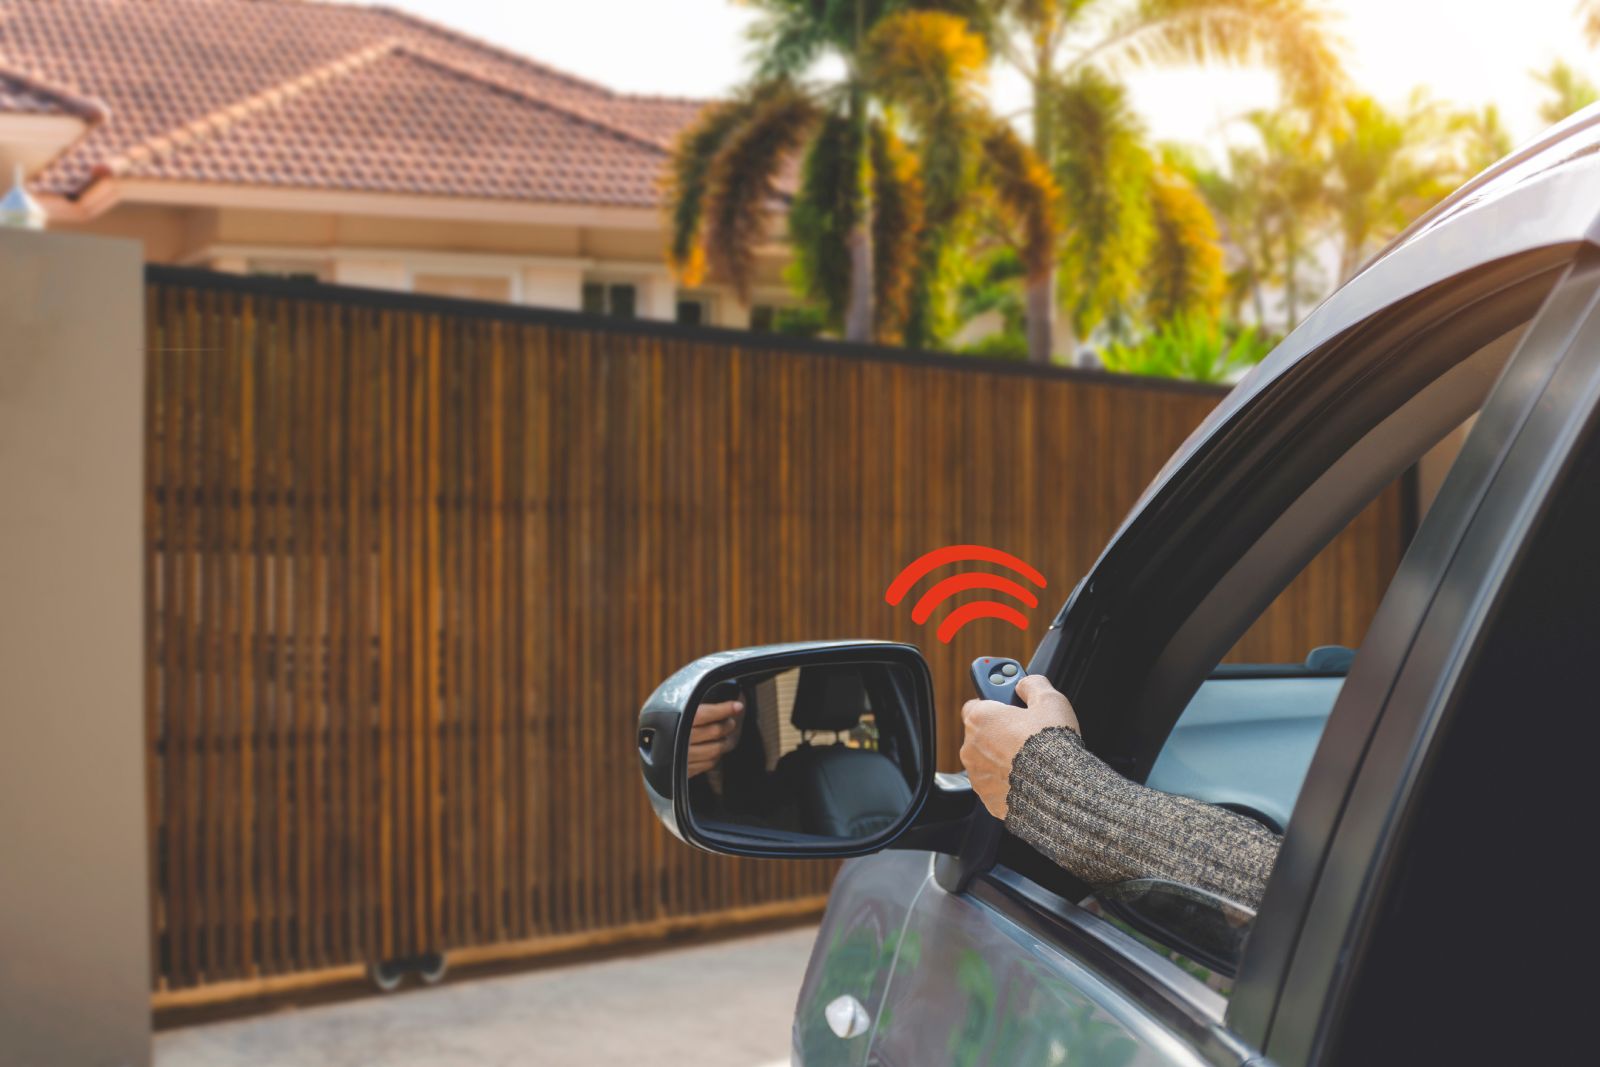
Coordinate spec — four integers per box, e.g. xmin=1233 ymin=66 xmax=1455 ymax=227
xmin=1251 ymin=250 xmax=1600 ymax=1066
xmin=1034 ymin=250 xmax=1569 ymax=785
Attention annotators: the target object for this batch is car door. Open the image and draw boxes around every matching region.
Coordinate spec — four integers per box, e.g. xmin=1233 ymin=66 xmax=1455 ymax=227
xmin=816 ymin=130 xmax=1600 ymax=1067
xmin=1251 ymin=249 xmax=1600 ymax=1066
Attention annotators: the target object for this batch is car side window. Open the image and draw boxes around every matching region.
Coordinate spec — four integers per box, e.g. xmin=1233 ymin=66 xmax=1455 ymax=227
xmin=1086 ymin=439 xmax=1474 ymax=978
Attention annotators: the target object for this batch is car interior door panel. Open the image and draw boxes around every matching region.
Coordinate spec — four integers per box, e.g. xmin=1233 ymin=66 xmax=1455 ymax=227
xmin=1148 ymin=670 xmax=1345 ymax=833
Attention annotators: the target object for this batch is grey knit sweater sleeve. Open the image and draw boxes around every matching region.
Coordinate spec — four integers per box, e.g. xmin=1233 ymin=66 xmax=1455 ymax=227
xmin=1004 ymin=727 xmax=1281 ymax=910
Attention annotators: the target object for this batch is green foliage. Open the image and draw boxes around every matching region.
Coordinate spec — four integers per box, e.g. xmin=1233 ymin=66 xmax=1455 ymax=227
xmin=667 ymin=92 xmax=769 ymax=283
xmin=1326 ymin=91 xmax=1461 ymax=279
xmin=1146 ymin=158 xmax=1225 ymax=324
xmin=970 ymin=0 xmax=1346 ymax=350
xmin=672 ymin=2 xmax=1042 ymax=344
xmin=958 ymin=331 xmax=1030 ymax=360
xmin=1455 ymin=103 xmax=1514 ymax=177
xmin=789 ymin=113 xmax=865 ymax=330
xmin=870 ymin=122 xmax=929 ymax=341
xmin=1099 ymin=313 xmax=1274 ymax=383
xmin=954 ymin=244 xmax=1024 ymax=325
xmin=703 ymin=83 xmax=821 ymax=299
xmin=773 ymin=305 xmax=831 ymax=337
xmin=1535 ymin=58 xmax=1600 ymax=127
xmin=1049 ymin=70 xmax=1156 ymax=338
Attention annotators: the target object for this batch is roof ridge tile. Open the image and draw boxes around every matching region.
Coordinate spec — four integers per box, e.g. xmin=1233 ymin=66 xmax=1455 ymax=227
xmin=0 ymin=60 xmax=110 ymax=121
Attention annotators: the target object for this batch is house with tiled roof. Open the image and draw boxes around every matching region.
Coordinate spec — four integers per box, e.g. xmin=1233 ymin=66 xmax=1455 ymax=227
xmin=0 ymin=0 xmax=791 ymax=327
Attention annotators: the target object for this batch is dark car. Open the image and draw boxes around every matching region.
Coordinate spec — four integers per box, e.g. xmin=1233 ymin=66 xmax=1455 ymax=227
xmin=637 ymin=107 xmax=1600 ymax=1065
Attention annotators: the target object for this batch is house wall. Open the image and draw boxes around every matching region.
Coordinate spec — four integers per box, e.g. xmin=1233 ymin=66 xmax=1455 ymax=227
xmin=0 ymin=229 xmax=150 ymax=1067
xmin=58 ymin=198 xmax=791 ymax=329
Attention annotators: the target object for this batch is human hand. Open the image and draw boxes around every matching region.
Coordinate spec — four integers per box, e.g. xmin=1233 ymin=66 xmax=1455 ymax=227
xmin=687 ymin=698 xmax=745 ymax=778
xmin=959 ymin=675 xmax=1080 ymax=819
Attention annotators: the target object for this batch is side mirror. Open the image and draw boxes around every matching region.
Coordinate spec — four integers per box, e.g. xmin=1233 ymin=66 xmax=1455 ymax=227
xmin=637 ymin=641 xmax=936 ymax=858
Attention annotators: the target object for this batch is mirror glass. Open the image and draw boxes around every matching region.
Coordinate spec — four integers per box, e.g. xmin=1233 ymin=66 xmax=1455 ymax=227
xmin=685 ymin=660 xmax=924 ymax=849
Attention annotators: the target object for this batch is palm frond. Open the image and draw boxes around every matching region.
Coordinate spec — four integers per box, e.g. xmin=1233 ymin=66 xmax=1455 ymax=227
xmin=1534 ymin=58 xmax=1600 ymax=127
xmin=864 ymin=9 xmax=988 ymax=228
xmin=1049 ymin=70 xmax=1154 ymax=338
xmin=869 ymin=121 xmax=928 ymax=343
xmin=863 ymin=9 xmax=988 ymax=119
xmin=666 ymin=91 xmax=775 ymax=284
xmin=703 ymin=83 xmax=821 ymax=300
xmin=789 ymin=112 xmax=865 ymax=327
xmin=978 ymin=119 xmax=1059 ymax=282
xmin=743 ymin=0 xmax=844 ymax=80
xmin=1076 ymin=0 xmax=1348 ymax=123
xmin=1455 ymin=103 xmax=1513 ymax=176
xmin=1145 ymin=161 xmax=1224 ymax=324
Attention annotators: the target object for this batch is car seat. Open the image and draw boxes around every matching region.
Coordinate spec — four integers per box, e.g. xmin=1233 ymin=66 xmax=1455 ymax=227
xmin=776 ymin=667 xmax=914 ymax=838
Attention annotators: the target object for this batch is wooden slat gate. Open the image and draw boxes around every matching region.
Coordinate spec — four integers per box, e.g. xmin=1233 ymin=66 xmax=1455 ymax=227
xmin=143 ymin=268 xmax=1404 ymax=997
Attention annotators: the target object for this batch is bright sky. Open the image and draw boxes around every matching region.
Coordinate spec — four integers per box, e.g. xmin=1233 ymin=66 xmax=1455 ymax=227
xmin=383 ymin=0 xmax=1591 ymax=149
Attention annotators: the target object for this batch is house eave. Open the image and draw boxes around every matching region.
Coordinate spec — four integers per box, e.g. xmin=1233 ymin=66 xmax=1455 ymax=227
xmin=45 ymin=177 xmax=673 ymax=230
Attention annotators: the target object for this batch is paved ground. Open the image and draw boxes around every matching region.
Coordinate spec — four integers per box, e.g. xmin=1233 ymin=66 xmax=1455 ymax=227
xmin=155 ymin=925 xmax=817 ymax=1067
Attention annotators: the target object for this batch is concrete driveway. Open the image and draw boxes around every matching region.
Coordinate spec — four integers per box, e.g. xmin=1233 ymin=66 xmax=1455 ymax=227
xmin=155 ymin=925 xmax=817 ymax=1067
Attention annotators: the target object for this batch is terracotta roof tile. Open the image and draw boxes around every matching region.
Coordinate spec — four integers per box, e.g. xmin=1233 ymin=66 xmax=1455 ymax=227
xmin=111 ymin=44 xmax=671 ymax=206
xmin=0 ymin=0 xmax=710 ymax=203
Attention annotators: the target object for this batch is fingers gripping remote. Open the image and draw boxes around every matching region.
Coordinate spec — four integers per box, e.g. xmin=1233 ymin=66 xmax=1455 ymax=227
xmin=970 ymin=656 xmax=1026 ymax=706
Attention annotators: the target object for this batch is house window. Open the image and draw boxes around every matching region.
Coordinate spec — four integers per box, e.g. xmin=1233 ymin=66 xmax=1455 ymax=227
xmin=676 ymin=295 xmax=711 ymax=326
xmin=583 ymin=281 xmax=637 ymax=319
xmin=247 ymin=258 xmax=325 ymax=283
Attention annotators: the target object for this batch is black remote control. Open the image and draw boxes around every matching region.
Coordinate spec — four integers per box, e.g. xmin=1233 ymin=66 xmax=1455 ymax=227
xmin=970 ymin=656 xmax=1026 ymax=705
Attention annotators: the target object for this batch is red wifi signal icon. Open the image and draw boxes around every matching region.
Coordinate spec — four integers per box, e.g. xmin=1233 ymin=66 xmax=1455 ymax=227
xmin=884 ymin=545 xmax=1048 ymax=644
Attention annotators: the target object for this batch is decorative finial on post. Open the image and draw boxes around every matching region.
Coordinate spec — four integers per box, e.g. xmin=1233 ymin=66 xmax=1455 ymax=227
xmin=0 ymin=163 xmax=46 ymax=230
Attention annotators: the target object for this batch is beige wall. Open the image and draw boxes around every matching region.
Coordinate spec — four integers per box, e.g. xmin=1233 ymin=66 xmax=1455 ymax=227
xmin=58 ymin=198 xmax=792 ymax=325
xmin=0 ymin=229 xmax=151 ymax=1067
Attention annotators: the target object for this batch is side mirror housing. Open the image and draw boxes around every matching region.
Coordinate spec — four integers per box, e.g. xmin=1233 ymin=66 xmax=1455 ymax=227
xmin=637 ymin=641 xmax=938 ymax=858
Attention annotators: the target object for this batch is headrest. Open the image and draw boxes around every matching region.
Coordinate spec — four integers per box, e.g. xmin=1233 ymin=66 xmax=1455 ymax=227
xmin=790 ymin=667 xmax=869 ymax=733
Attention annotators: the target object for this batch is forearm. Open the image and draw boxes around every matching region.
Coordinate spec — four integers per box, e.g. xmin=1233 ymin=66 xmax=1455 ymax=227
xmin=1004 ymin=727 xmax=1281 ymax=910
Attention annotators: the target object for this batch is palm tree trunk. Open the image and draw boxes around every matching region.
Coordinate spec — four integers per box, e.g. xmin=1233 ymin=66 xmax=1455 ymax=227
xmin=843 ymin=60 xmax=873 ymax=344
xmin=1026 ymin=268 xmax=1055 ymax=364
xmin=845 ymin=221 xmax=874 ymax=342
xmin=1027 ymin=70 xmax=1057 ymax=362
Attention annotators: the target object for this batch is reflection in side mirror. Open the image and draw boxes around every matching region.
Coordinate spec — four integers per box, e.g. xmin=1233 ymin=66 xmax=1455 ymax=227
xmin=637 ymin=642 xmax=935 ymax=859
xmin=688 ymin=661 xmax=920 ymax=849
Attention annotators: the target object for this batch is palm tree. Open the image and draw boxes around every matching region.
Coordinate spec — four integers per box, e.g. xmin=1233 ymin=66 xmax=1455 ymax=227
xmin=975 ymin=0 xmax=1346 ymax=357
xmin=1187 ymin=149 xmax=1271 ymax=324
xmin=1326 ymin=92 xmax=1460 ymax=281
xmin=1193 ymin=110 xmax=1324 ymax=332
xmin=1534 ymin=59 xmax=1600 ymax=127
xmin=667 ymin=1 xmax=1055 ymax=348
xmin=1455 ymin=103 xmax=1514 ymax=176
xmin=1146 ymin=149 xmax=1225 ymax=324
